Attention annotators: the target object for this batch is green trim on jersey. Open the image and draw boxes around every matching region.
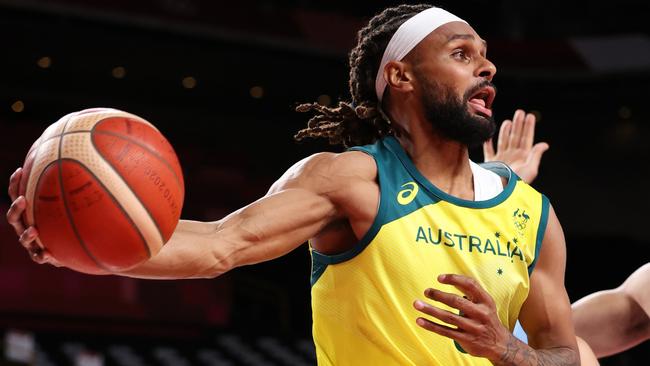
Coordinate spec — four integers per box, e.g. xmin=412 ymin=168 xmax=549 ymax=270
xmin=310 ymin=137 xmax=521 ymax=286
xmin=528 ymin=194 xmax=550 ymax=275
xmin=310 ymin=249 xmax=328 ymax=286
xmin=384 ymin=137 xmax=519 ymax=208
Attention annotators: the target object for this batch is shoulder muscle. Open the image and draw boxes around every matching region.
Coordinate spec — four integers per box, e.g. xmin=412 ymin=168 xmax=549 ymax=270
xmin=268 ymin=151 xmax=377 ymax=197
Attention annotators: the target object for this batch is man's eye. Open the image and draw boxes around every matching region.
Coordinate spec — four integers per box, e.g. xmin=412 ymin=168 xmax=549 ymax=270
xmin=452 ymin=50 xmax=470 ymax=61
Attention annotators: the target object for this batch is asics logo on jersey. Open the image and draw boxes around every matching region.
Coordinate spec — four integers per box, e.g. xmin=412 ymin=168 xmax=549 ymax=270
xmin=397 ymin=182 xmax=419 ymax=205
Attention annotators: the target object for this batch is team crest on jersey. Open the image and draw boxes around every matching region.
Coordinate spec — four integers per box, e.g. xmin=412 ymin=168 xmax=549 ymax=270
xmin=512 ymin=208 xmax=530 ymax=237
xmin=397 ymin=182 xmax=419 ymax=205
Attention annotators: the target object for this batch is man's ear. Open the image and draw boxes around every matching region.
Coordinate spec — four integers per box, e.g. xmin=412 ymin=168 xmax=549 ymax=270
xmin=383 ymin=61 xmax=415 ymax=95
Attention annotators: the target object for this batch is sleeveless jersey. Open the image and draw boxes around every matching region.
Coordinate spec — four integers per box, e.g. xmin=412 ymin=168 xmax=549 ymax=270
xmin=310 ymin=136 xmax=550 ymax=365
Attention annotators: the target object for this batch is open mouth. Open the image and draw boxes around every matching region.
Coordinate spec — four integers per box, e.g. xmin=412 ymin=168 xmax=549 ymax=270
xmin=467 ymin=86 xmax=496 ymax=118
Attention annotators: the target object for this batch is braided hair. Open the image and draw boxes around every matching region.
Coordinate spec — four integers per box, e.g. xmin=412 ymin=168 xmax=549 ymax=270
xmin=294 ymin=4 xmax=432 ymax=147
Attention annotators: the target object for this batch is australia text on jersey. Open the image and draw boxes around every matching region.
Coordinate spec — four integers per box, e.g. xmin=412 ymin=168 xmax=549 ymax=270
xmin=414 ymin=225 xmax=526 ymax=262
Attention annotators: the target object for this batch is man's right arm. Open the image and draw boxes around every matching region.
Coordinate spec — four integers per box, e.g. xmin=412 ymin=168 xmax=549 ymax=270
xmin=7 ymin=152 xmax=372 ymax=279
xmin=123 ymin=186 xmax=338 ymax=279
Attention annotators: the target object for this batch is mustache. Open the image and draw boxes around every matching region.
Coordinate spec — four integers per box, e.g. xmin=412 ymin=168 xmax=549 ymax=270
xmin=464 ymin=80 xmax=497 ymax=100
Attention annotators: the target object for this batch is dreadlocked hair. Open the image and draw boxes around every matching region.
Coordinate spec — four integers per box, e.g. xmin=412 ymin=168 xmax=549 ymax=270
xmin=295 ymin=4 xmax=433 ymax=148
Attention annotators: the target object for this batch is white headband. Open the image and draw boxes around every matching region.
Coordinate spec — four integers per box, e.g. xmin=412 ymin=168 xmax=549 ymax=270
xmin=375 ymin=7 xmax=467 ymax=102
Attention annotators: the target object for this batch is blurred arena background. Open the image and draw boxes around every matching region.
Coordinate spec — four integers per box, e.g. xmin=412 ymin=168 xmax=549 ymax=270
xmin=0 ymin=0 xmax=648 ymax=365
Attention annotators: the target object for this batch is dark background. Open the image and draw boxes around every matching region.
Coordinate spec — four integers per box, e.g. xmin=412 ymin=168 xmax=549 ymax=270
xmin=0 ymin=0 xmax=648 ymax=365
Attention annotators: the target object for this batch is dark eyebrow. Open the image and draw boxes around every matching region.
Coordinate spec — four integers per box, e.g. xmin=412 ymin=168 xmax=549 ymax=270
xmin=446 ymin=34 xmax=487 ymax=48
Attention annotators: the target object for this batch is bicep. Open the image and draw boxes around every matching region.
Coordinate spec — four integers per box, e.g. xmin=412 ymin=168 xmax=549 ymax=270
xmin=221 ymin=151 xmax=374 ymax=268
xmin=518 ymin=205 xmax=577 ymax=351
xmin=572 ymin=263 xmax=650 ymax=356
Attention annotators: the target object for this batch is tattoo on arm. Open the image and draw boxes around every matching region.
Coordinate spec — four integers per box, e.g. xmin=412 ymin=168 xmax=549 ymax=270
xmin=497 ymin=336 xmax=579 ymax=366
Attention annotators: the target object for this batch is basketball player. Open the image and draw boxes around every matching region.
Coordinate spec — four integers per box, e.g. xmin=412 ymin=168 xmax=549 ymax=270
xmin=7 ymin=4 xmax=580 ymax=365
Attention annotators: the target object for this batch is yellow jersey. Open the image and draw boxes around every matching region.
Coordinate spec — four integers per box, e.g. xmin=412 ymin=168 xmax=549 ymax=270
xmin=310 ymin=136 xmax=549 ymax=365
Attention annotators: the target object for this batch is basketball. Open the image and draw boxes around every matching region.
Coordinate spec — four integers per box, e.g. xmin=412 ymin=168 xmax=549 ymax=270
xmin=18 ymin=108 xmax=184 ymax=274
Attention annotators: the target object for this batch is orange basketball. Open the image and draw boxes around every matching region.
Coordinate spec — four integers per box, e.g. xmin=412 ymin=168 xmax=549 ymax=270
xmin=19 ymin=108 xmax=184 ymax=274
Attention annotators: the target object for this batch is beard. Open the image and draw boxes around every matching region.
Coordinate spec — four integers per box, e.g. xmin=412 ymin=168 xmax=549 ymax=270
xmin=419 ymin=76 xmax=496 ymax=148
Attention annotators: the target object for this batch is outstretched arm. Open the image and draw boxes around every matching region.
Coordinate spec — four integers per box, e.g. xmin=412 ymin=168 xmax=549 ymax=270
xmin=7 ymin=152 xmax=371 ymax=279
xmin=484 ymin=109 xmax=549 ymax=184
xmin=122 ymin=186 xmax=338 ymax=279
xmin=572 ymin=263 xmax=650 ymax=357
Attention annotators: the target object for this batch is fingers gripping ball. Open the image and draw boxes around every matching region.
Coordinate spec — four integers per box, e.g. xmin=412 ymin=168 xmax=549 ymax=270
xmin=19 ymin=108 xmax=184 ymax=274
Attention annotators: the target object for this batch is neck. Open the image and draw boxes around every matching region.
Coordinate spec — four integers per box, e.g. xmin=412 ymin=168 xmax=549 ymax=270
xmin=389 ymin=103 xmax=475 ymax=200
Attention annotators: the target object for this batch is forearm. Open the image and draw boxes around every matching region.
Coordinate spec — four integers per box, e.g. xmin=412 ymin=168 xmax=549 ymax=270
xmin=573 ymin=289 xmax=650 ymax=357
xmin=119 ymin=219 xmax=226 ymax=280
xmin=118 ymin=187 xmax=336 ymax=280
xmin=494 ymin=334 xmax=579 ymax=366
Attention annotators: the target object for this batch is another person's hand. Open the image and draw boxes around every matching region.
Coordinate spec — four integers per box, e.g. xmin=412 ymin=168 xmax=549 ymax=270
xmin=413 ymin=274 xmax=512 ymax=361
xmin=6 ymin=167 xmax=61 ymax=266
xmin=483 ymin=109 xmax=549 ymax=184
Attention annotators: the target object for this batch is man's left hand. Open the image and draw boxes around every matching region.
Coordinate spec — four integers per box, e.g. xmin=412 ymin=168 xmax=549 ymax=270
xmin=413 ymin=273 xmax=510 ymax=361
